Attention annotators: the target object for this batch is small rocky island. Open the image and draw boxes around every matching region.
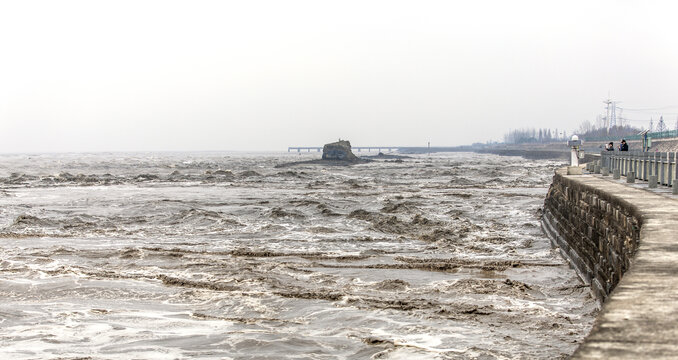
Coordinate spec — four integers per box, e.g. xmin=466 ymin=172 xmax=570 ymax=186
xmin=321 ymin=140 xmax=359 ymax=161
xmin=276 ymin=140 xmax=369 ymax=167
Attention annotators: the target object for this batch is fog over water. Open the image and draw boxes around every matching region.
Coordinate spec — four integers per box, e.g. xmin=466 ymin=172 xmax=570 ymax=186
xmin=2 ymin=1 xmax=678 ymax=152
xmin=0 ymin=152 xmax=596 ymax=359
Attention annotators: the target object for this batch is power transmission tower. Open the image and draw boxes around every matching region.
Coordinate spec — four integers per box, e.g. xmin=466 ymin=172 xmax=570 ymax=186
xmin=603 ymin=99 xmax=611 ymax=129
xmin=649 ymin=118 xmax=654 ymax=132
xmin=657 ymin=116 xmax=666 ymax=132
xmin=603 ymin=98 xmax=617 ymax=130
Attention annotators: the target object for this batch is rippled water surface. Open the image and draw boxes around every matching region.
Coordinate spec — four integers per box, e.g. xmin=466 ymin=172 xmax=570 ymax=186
xmin=0 ymin=152 xmax=596 ymax=359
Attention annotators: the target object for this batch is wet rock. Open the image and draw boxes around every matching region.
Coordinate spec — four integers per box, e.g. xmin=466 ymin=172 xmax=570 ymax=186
xmin=322 ymin=140 xmax=358 ymax=161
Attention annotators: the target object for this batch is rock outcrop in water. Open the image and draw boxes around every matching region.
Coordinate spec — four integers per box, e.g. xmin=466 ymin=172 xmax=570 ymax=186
xmin=322 ymin=140 xmax=358 ymax=161
xmin=276 ymin=139 xmax=369 ymax=167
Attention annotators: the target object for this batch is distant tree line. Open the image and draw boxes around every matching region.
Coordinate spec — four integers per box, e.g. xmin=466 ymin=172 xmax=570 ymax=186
xmin=503 ymin=123 xmax=644 ymax=144
xmin=575 ymin=121 xmax=642 ymax=140
xmin=503 ymin=128 xmax=567 ymax=144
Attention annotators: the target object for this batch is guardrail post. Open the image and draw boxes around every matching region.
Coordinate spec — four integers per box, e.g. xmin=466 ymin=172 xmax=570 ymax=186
xmin=661 ymin=152 xmax=667 ymax=185
xmin=662 ymin=151 xmax=667 ymax=184
xmin=636 ymin=151 xmax=641 ymax=179
xmin=666 ymin=153 xmax=676 ymax=186
xmin=672 ymin=151 xmax=677 ymax=187
xmin=602 ymin=167 xmax=609 ymax=176
xmin=621 ymin=153 xmax=625 ymax=175
xmin=630 ymin=152 xmax=635 ymax=178
xmin=605 ymin=152 xmax=610 ymax=169
xmin=659 ymin=152 xmax=663 ymax=183
xmin=644 ymin=151 xmax=649 ymax=180
xmin=627 ymin=171 xmax=635 ymax=183
xmin=653 ymin=152 xmax=659 ymax=178
xmin=613 ymin=168 xmax=621 ymax=179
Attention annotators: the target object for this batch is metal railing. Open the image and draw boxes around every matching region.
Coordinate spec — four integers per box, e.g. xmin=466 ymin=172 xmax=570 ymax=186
xmin=585 ymin=129 xmax=678 ymax=142
xmin=600 ymin=150 xmax=677 ymax=187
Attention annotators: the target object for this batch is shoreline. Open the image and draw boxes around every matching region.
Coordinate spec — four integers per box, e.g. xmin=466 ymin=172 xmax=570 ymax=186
xmin=542 ymin=166 xmax=678 ymax=358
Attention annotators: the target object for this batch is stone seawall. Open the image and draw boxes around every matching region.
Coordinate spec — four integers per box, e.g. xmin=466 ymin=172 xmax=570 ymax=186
xmin=541 ymin=167 xmax=678 ymax=358
xmin=541 ymin=168 xmax=641 ymax=301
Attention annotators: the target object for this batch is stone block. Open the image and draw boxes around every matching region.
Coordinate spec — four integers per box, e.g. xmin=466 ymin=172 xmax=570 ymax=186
xmin=648 ymin=175 xmax=658 ymax=188
xmin=567 ymin=166 xmax=583 ymax=175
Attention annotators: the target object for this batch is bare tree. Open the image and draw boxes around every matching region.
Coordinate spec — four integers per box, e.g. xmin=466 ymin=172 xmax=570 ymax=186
xmin=577 ymin=120 xmax=593 ymax=134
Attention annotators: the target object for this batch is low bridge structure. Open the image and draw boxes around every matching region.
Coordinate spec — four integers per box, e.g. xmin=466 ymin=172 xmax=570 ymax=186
xmin=287 ymin=147 xmax=322 ymax=152
xmin=287 ymin=146 xmax=400 ymax=153
xmin=287 ymin=146 xmax=470 ymax=154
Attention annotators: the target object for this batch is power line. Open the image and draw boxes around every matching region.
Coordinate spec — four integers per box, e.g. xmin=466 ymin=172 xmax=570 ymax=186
xmin=621 ymin=111 xmax=678 ymax=116
xmin=621 ymin=106 xmax=678 ymax=112
xmin=621 ymin=118 xmax=654 ymax=122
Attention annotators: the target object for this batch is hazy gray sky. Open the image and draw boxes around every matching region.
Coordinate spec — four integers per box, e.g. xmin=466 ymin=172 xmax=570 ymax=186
xmin=1 ymin=0 xmax=677 ymax=152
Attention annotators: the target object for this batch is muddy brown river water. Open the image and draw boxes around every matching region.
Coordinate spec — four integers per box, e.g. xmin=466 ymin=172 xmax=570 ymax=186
xmin=0 ymin=151 xmax=596 ymax=359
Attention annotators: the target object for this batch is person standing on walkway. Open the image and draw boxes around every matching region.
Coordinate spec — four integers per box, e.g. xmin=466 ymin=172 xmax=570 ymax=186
xmin=620 ymin=139 xmax=629 ymax=151
xmin=606 ymin=142 xmax=615 ymax=151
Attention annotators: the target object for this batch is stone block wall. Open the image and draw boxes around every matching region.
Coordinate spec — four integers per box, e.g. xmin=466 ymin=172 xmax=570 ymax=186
xmin=541 ymin=171 xmax=642 ymax=301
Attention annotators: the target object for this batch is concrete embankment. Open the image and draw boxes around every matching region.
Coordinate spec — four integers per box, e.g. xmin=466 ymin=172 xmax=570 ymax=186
xmin=541 ymin=167 xmax=678 ymax=358
xmin=476 ymin=148 xmax=570 ymax=160
xmin=473 ymin=146 xmax=599 ymax=162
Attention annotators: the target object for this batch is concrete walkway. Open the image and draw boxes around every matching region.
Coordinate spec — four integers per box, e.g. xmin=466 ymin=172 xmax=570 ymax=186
xmin=561 ymin=170 xmax=678 ymax=358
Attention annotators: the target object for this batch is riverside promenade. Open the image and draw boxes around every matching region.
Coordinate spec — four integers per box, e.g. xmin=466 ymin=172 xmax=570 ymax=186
xmin=548 ymin=167 xmax=678 ymax=358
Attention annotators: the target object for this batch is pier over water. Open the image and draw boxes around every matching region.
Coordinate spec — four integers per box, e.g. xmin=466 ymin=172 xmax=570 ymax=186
xmin=287 ymin=146 xmax=468 ymax=154
xmin=288 ymin=146 xmax=400 ymax=153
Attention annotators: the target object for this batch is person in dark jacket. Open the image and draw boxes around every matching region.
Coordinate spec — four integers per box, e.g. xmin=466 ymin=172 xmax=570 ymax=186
xmin=606 ymin=142 xmax=614 ymax=151
xmin=619 ymin=139 xmax=629 ymax=151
